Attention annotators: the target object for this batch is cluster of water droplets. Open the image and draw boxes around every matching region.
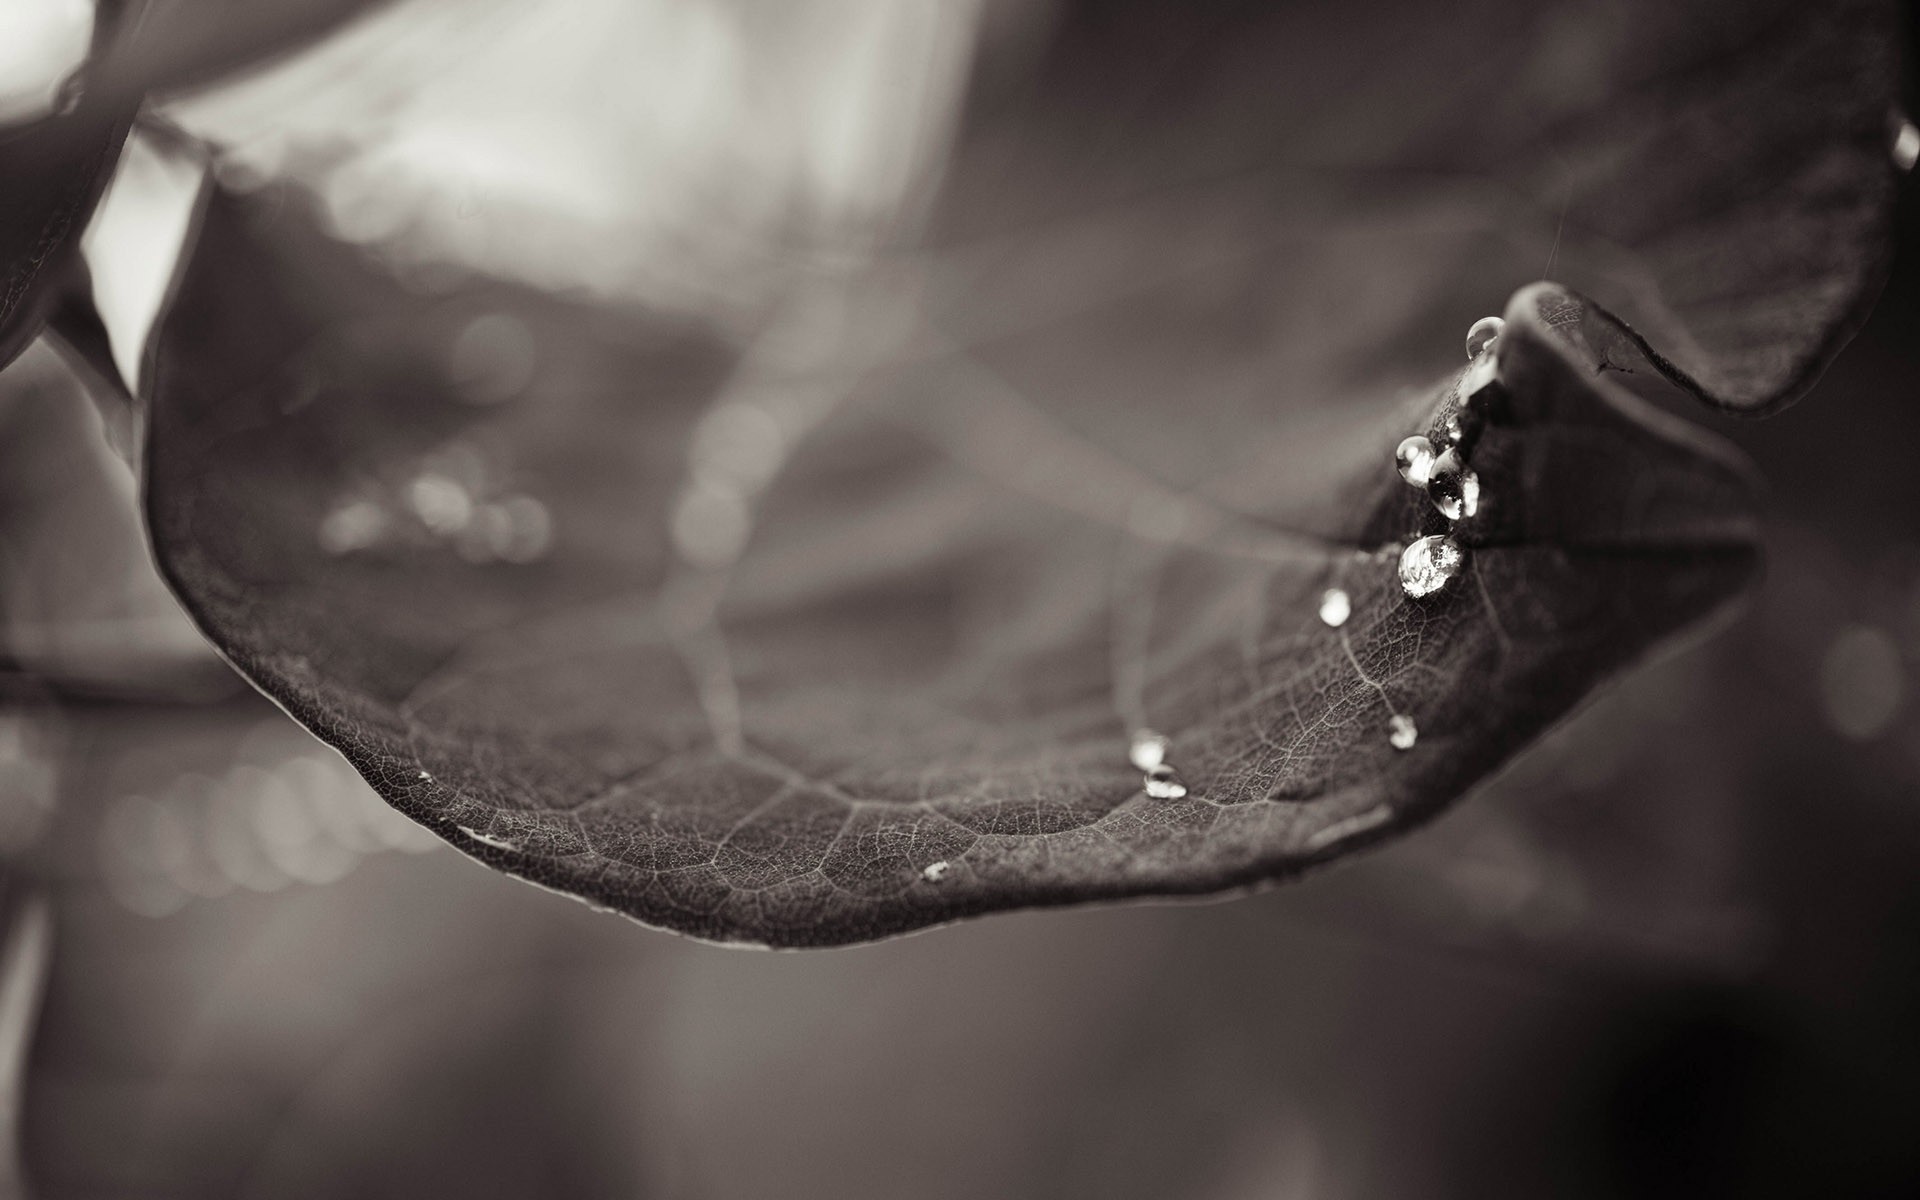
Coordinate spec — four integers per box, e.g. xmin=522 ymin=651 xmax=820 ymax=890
xmin=318 ymin=437 xmax=553 ymax=564
xmin=1394 ymin=315 xmax=1503 ymax=604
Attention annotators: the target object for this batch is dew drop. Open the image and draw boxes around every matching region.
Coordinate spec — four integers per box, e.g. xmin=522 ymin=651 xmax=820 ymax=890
xmin=318 ymin=499 xmax=389 ymax=555
xmin=1399 ymin=535 xmax=1464 ymax=598
xmin=1388 ymin=714 xmax=1418 ymax=751
xmin=1427 ymin=451 xmax=1480 ymax=521
xmin=921 ymin=860 xmax=951 ymax=882
xmin=1465 ymin=316 xmax=1505 ymax=359
xmin=1143 ymin=764 xmax=1187 ymax=799
xmin=1319 ymin=587 xmax=1351 ymax=628
xmin=1894 ymin=116 xmax=1920 ymax=173
xmin=1395 ymin=435 xmax=1435 ymax=486
xmin=1128 ymin=730 xmax=1170 ymax=771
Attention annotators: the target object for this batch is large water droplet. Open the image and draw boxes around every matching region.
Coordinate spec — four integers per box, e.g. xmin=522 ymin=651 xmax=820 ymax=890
xmin=1427 ymin=450 xmax=1480 ymax=521
xmin=1395 ymin=435 xmax=1435 ymax=486
xmin=1388 ymin=714 xmax=1418 ymax=750
xmin=1319 ymin=588 xmax=1351 ymax=628
xmin=1143 ymin=764 xmax=1187 ymax=799
xmin=1129 ymin=730 xmax=1169 ymax=771
xmin=1465 ymin=316 xmax=1505 ymax=359
xmin=1399 ymin=535 xmax=1464 ymax=598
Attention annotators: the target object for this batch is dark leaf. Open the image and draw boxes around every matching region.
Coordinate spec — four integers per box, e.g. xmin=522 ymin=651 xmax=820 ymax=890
xmin=144 ymin=0 xmax=1898 ymax=944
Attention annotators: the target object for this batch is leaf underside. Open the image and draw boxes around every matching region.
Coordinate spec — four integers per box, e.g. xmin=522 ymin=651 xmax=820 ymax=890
xmin=144 ymin=0 xmax=1898 ymax=945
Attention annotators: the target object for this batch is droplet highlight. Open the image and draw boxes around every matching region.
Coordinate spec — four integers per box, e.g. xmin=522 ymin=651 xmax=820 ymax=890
xmin=1128 ymin=730 xmax=1170 ymax=771
xmin=1395 ymin=435 xmax=1435 ymax=486
xmin=1318 ymin=588 xmax=1351 ymax=628
xmin=921 ymin=860 xmax=951 ymax=882
xmin=1894 ymin=116 xmax=1920 ymax=173
xmin=1399 ymin=535 xmax=1464 ymax=598
xmin=1465 ymin=316 xmax=1505 ymax=359
xmin=1143 ymin=764 xmax=1187 ymax=799
xmin=1388 ymin=714 xmax=1418 ymax=751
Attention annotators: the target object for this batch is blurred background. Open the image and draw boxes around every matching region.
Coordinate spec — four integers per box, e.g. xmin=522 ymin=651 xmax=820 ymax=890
xmin=3 ymin=1 xmax=1920 ymax=1196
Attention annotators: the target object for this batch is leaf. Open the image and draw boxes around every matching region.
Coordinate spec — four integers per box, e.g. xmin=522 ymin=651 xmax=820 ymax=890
xmin=143 ymin=0 xmax=1898 ymax=945
xmin=0 ymin=0 xmax=396 ymax=372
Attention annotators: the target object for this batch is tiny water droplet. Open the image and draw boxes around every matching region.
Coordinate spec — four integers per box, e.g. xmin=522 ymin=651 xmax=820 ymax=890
xmin=1465 ymin=316 xmax=1505 ymax=359
xmin=1143 ymin=764 xmax=1187 ymax=799
xmin=457 ymin=825 xmax=519 ymax=851
xmin=922 ymin=860 xmax=951 ymax=882
xmin=1894 ymin=115 xmax=1920 ymax=172
xmin=1318 ymin=588 xmax=1351 ymax=627
xmin=1436 ymin=412 xmax=1464 ymax=449
xmin=1427 ymin=450 xmax=1480 ymax=521
xmin=1399 ymin=535 xmax=1464 ymax=598
xmin=1388 ymin=714 xmax=1418 ymax=750
xmin=1395 ymin=435 xmax=1435 ymax=486
xmin=1129 ymin=730 xmax=1170 ymax=771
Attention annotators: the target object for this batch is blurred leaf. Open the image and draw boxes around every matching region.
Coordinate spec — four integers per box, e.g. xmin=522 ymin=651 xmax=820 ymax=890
xmin=142 ymin=0 xmax=1896 ymax=944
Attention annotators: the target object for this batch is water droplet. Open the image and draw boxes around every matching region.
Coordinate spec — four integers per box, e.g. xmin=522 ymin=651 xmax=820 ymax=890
xmin=407 ymin=473 xmax=473 ymax=535
xmin=1128 ymin=730 xmax=1169 ymax=771
xmin=1399 ymin=535 xmax=1464 ymax=598
xmin=1395 ymin=435 xmax=1435 ymax=486
xmin=1820 ymin=624 xmax=1904 ymax=741
xmin=1427 ymin=450 xmax=1480 ymax=521
xmin=1319 ymin=588 xmax=1351 ymax=628
xmin=671 ymin=479 xmax=752 ymax=568
xmin=1437 ymin=412 xmax=1464 ymax=449
xmin=1894 ymin=116 xmax=1920 ymax=173
xmin=1388 ymin=714 xmax=1418 ymax=750
xmin=495 ymin=495 xmax=553 ymax=563
xmin=1144 ymin=764 xmax=1187 ymax=799
xmin=318 ymin=499 xmax=389 ymax=555
xmin=921 ymin=860 xmax=951 ymax=882
xmin=1465 ymin=316 xmax=1505 ymax=359
xmin=447 ymin=312 xmax=538 ymax=404
xmin=691 ymin=401 xmax=788 ymax=494
xmin=458 ymin=825 xmax=520 ymax=852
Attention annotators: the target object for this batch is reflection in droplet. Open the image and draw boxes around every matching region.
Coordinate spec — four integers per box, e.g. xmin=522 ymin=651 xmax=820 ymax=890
xmin=1388 ymin=714 xmax=1418 ymax=751
xmin=1399 ymin=535 xmax=1464 ymax=598
xmin=1144 ymin=764 xmax=1187 ymax=799
xmin=1427 ymin=451 xmax=1480 ymax=521
xmin=1318 ymin=588 xmax=1351 ymax=628
xmin=1821 ymin=624 xmax=1904 ymax=741
xmin=1894 ymin=116 xmax=1920 ymax=173
xmin=672 ymin=479 xmax=752 ymax=568
xmin=448 ymin=312 xmax=539 ymax=404
xmin=1128 ymin=729 xmax=1169 ymax=771
xmin=407 ymin=473 xmax=474 ymax=535
xmin=1395 ymin=435 xmax=1435 ymax=487
xmin=318 ymin=498 xmax=390 ymax=555
xmin=1465 ymin=316 xmax=1505 ymax=359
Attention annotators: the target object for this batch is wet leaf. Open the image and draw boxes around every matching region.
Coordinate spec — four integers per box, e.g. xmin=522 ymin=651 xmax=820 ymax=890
xmin=145 ymin=0 xmax=1897 ymax=944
